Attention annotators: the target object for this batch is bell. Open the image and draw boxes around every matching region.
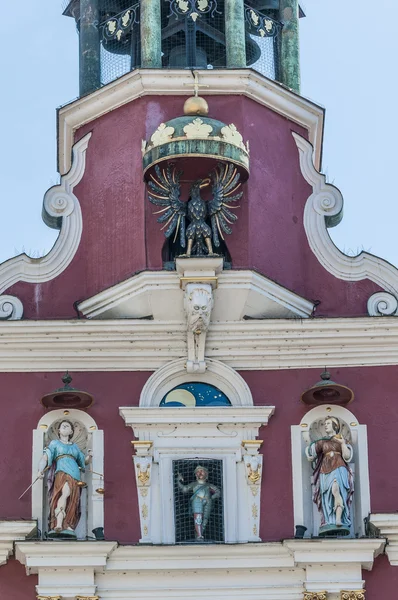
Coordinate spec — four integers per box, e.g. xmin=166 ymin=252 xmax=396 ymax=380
xmin=41 ymin=372 xmax=94 ymax=409
xmin=300 ymin=370 xmax=354 ymax=406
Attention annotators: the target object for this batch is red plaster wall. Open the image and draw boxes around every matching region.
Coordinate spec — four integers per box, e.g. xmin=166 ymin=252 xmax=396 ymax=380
xmin=5 ymin=94 xmax=380 ymax=318
xmin=1 ymin=366 xmax=398 ymax=545
xmin=0 ymin=560 xmax=37 ymax=598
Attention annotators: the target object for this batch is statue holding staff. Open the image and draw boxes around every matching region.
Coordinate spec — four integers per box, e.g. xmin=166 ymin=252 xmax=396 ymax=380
xmin=177 ymin=465 xmax=221 ymax=540
xmin=305 ymin=416 xmax=354 ymax=536
xmin=37 ymin=420 xmax=92 ymax=538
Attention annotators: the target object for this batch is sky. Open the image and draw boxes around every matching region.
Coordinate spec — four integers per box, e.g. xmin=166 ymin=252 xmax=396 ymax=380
xmin=1 ymin=0 xmax=397 ymax=266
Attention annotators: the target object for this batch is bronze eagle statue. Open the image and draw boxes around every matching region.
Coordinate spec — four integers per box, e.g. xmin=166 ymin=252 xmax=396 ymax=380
xmin=147 ymin=162 xmax=243 ymax=256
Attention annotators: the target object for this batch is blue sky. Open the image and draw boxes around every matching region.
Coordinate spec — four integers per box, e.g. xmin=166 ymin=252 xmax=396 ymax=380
xmin=1 ymin=0 xmax=397 ymax=266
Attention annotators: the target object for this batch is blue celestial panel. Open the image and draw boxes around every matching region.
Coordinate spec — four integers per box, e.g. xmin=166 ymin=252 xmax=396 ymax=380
xmin=160 ymin=382 xmax=231 ymax=407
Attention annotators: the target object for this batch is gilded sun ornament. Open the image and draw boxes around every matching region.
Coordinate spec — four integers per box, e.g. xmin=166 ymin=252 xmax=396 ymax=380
xmin=150 ymin=123 xmax=175 ymax=147
xmin=183 ymin=118 xmax=213 ymax=139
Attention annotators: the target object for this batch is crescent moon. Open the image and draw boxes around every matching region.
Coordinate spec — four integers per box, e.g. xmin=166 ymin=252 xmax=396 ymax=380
xmin=164 ymin=389 xmax=196 ymax=407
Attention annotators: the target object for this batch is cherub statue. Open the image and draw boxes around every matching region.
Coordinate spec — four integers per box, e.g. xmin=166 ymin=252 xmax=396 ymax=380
xmin=305 ymin=416 xmax=354 ymax=536
xmin=177 ymin=465 xmax=221 ymax=540
xmin=147 ymin=162 xmax=242 ymax=256
xmin=38 ymin=420 xmax=92 ymax=538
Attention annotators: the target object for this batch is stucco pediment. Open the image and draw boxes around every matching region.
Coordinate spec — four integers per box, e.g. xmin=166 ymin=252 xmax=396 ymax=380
xmin=77 ymin=261 xmax=314 ymax=321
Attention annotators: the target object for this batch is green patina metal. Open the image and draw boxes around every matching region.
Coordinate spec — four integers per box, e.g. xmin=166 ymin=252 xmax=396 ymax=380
xmin=79 ymin=0 xmax=101 ymax=96
xmin=143 ymin=116 xmax=250 ymax=178
xmin=140 ymin=0 xmax=162 ymax=68
xmin=225 ymin=0 xmax=247 ymax=68
xmin=279 ymin=0 xmax=300 ymax=93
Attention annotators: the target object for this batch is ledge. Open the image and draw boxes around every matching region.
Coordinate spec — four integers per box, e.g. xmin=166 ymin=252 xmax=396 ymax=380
xmin=370 ymin=513 xmax=398 ymax=565
xmin=120 ymin=406 xmax=275 ymax=427
xmin=15 ymin=541 xmax=118 ymax=574
xmin=284 ymin=538 xmax=385 ymax=571
xmin=0 ymin=520 xmax=37 ymax=567
xmin=2 ymin=317 xmax=398 ymax=371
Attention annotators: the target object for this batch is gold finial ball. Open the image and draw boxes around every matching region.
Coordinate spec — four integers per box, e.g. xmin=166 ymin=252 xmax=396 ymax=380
xmin=183 ymin=95 xmax=209 ymax=116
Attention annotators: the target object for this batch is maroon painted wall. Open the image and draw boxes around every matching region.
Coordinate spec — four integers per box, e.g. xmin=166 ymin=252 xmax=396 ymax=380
xmin=0 ymin=560 xmax=37 ymax=598
xmin=1 ymin=365 xmax=398 ymax=541
xmin=1 ymin=366 xmax=397 ymax=591
xmin=5 ymin=94 xmax=380 ymax=318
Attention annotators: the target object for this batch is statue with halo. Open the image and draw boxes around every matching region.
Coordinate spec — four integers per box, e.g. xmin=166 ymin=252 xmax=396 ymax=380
xmin=305 ymin=416 xmax=354 ymax=536
xmin=37 ymin=419 xmax=92 ymax=539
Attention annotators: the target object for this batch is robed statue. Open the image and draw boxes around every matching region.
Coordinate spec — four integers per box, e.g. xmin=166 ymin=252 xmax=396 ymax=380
xmin=38 ymin=420 xmax=92 ymax=538
xmin=305 ymin=416 xmax=354 ymax=536
xmin=177 ymin=465 xmax=221 ymax=540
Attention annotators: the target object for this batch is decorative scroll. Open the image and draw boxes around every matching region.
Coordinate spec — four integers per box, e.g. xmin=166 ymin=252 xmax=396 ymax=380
xmin=132 ymin=443 xmax=153 ymax=543
xmin=367 ymin=292 xmax=398 ymax=316
xmin=244 ymin=5 xmax=281 ymax=37
xmin=167 ymin=0 xmax=220 ymax=22
xmin=0 ymin=295 xmax=23 ymax=320
xmin=242 ymin=441 xmax=263 ymax=541
xmin=101 ymin=4 xmax=139 ymax=43
xmin=304 ymin=594 xmax=328 ymax=600
xmin=341 ymin=593 xmax=365 ymax=600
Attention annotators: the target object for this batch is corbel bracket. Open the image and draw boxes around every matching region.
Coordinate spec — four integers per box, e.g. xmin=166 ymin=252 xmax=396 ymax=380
xmin=176 ymin=257 xmax=223 ymax=374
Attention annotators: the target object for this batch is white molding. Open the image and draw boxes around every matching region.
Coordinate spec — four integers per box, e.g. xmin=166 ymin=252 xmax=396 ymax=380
xmin=32 ymin=409 xmax=104 ymax=540
xmin=15 ymin=539 xmax=383 ymax=600
xmin=120 ymin=406 xmax=274 ymax=427
xmin=120 ymin=405 xmax=273 ymax=544
xmin=0 ymin=134 xmax=91 ymax=295
xmin=58 ymin=69 xmax=324 ymax=176
xmin=3 ymin=316 xmax=398 ymax=371
xmin=0 ymin=295 xmax=23 ymax=320
xmin=138 ymin=358 xmax=255 ymax=407
xmin=369 ymin=514 xmax=398 ymax=565
xmin=292 ymin=406 xmax=370 ymax=539
xmin=367 ymin=292 xmax=398 ymax=316
xmin=0 ymin=520 xmax=37 ymax=567
xmin=16 ymin=541 xmax=117 ymax=599
xmin=293 ymin=132 xmax=398 ymax=301
xmin=77 ymin=269 xmax=314 ymax=321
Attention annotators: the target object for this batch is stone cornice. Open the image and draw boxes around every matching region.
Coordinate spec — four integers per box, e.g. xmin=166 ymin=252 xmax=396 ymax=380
xmin=77 ymin=269 xmax=314 ymax=320
xmin=283 ymin=539 xmax=384 ymax=571
xmin=119 ymin=406 xmax=275 ymax=427
xmin=369 ymin=514 xmax=398 ymax=566
xmin=15 ymin=541 xmax=118 ymax=574
xmin=1 ymin=316 xmax=398 ymax=372
xmin=0 ymin=520 xmax=37 ymax=567
xmin=58 ymin=68 xmax=324 ymax=175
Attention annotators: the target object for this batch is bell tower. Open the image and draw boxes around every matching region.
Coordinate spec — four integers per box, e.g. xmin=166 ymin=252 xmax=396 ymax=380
xmin=63 ymin=0 xmax=302 ymax=96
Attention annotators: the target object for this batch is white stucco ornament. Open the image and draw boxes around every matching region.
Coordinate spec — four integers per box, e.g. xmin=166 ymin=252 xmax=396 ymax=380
xmin=177 ymin=257 xmax=222 ymax=373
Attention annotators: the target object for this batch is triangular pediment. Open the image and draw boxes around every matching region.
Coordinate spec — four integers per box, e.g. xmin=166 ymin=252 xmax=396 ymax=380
xmin=78 ymin=268 xmax=314 ymax=320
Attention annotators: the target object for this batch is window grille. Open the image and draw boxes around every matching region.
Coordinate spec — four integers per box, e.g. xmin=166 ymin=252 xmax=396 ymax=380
xmin=173 ymin=459 xmax=224 ymax=543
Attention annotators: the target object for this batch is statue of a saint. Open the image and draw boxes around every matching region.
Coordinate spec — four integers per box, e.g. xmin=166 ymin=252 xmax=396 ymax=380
xmin=305 ymin=416 xmax=354 ymax=536
xmin=177 ymin=465 xmax=221 ymax=540
xmin=38 ymin=420 xmax=92 ymax=538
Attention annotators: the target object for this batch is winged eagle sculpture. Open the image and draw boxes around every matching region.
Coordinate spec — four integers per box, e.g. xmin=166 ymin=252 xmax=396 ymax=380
xmin=147 ymin=162 xmax=243 ymax=256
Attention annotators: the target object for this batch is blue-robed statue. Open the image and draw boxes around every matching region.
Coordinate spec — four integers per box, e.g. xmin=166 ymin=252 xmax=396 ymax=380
xmin=177 ymin=466 xmax=221 ymax=540
xmin=38 ymin=420 xmax=92 ymax=538
xmin=306 ymin=416 xmax=354 ymax=536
